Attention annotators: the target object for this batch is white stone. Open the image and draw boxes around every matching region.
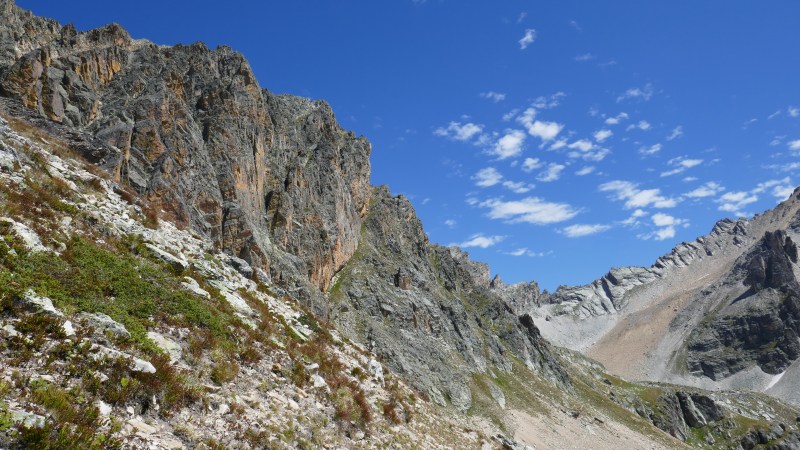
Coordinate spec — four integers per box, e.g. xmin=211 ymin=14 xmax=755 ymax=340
xmin=217 ymin=403 xmax=229 ymax=415
xmin=2 ymin=323 xmax=19 ymax=337
xmin=311 ymin=374 xmax=328 ymax=390
xmin=61 ymin=320 xmax=75 ymax=337
xmin=0 ymin=217 xmax=47 ymax=252
xmin=181 ymin=277 xmax=210 ymax=299
xmin=22 ymin=290 xmax=63 ymax=316
xmin=127 ymin=417 xmax=157 ymax=434
xmin=147 ymin=331 xmax=182 ymax=362
xmin=79 ymin=312 xmax=130 ymax=338
xmin=97 ymin=400 xmax=113 ymax=416
xmin=368 ymin=358 xmax=384 ymax=383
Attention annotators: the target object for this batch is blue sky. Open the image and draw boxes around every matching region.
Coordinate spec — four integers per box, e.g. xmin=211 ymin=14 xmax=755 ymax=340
xmin=17 ymin=1 xmax=800 ymax=290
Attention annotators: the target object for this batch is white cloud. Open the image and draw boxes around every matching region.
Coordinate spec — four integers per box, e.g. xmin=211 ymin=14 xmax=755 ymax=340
xmin=575 ymin=166 xmax=595 ymax=176
xmin=617 ymin=84 xmax=654 ymax=103
xmin=478 ymin=197 xmax=580 ymax=224
xmin=639 ymin=213 xmax=689 ymax=241
xmin=502 ymin=108 xmax=520 ymax=122
xmin=506 ymin=248 xmax=551 ymax=257
xmin=574 ymin=53 xmax=594 ymax=62
xmin=549 ymin=139 xmax=568 ymax=150
xmin=717 ymin=191 xmax=758 ymax=216
xmin=683 ymin=176 xmax=698 ymax=182
xmin=661 ymin=156 xmax=703 ymax=177
xmin=517 ymin=12 xmax=527 ymax=23
xmin=566 ymin=139 xmax=609 ymax=161
xmin=457 ymin=234 xmax=505 ymax=249
xmin=491 ymin=130 xmax=527 ymax=159
xmin=621 ymin=208 xmax=648 ymax=226
xmin=627 ymin=120 xmax=652 ymax=131
xmin=788 ymin=140 xmax=800 ymax=152
xmin=639 ymin=143 xmax=662 ymax=155
xmin=752 ymin=177 xmax=791 ymax=194
xmin=522 ymin=157 xmax=542 ymax=172
xmin=434 ymin=121 xmax=484 ymax=142
xmin=444 ymin=219 xmax=457 ymax=228
xmin=666 ymin=126 xmax=684 ymax=141
xmin=605 ymin=112 xmax=629 ymax=125
xmin=480 ymin=91 xmax=506 ymax=103
xmin=524 ymin=120 xmax=564 ymax=142
xmin=473 ymin=167 xmax=503 ymax=187
xmin=769 ymin=110 xmax=782 ymax=120
xmin=568 ymin=139 xmax=594 ymax=152
xmin=774 ymin=185 xmax=795 ymax=199
xmin=502 ymin=180 xmax=534 ymax=194
xmin=599 ymin=180 xmax=679 ymax=209
xmin=536 ymin=163 xmax=565 ymax=182
xmin=685 ymin=181 xmax=724 ymax=198
xmin=519 ymin=29 xmax=536 ymax=49
xmin=532 ymin=92 xmax=566 ymax=109
xmin=593 ymin=129 xmax=613 ymax=143
xmin=789 ymin=106 xmax=799 ymax=118
xmin=562 ymin=223 xmax=611 ymax=237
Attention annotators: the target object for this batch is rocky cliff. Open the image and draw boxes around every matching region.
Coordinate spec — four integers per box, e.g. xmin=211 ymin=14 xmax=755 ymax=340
xmin=0 ymin=0 xmax=568 ymax=414
xmin=0 ymin=0 xmax=371 ymax=316
xmin=523 ymin=185 xmax=800 ymax=408
xmin=329 ymin=187 xmax=568 ymax=411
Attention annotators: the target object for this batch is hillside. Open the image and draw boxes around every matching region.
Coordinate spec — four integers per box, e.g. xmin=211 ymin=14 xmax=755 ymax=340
xmin=0 ymin=1 xmax=799 ymax=449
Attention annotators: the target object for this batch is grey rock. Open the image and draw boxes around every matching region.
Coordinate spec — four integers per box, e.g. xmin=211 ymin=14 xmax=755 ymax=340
xmin=19 ymin=289 xmax=62 ymax=316
xmin=144 ymin=243 xmax=188 ymax=272
xmin=79 ymin=312 xmax=131 ymax=339
xmin=331 ymin=187 xmax=569 ymax=412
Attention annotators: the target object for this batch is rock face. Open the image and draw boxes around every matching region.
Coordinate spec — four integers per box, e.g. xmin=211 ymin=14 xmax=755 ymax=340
xmin=0 ymin=1 xmax=568 ymax=414
xmin=542 ymin=217 xmax=749 ymax=319
xmin=686 ymin=230 xmax=800 ymax=380
xmin=0 ymin=1 xmax=371 ymax=314
xmin=330 ymin=187 xmax=568 ymax=411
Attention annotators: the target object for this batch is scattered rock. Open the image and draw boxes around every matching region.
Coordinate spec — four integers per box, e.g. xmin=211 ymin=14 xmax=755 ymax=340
xmin=147 ymin=331 xmax=182 ymax=362
xmin=0 ymin=217 xmax=47 ymax=252
xmin=127 ymin=417 xmax=157 ymax=435
xmin=19 ymin=289 xmax=63 ymax=316
xmin=144 ymin=243 xmax=189 ymax=272
xmin=96 ymin=400 xmax=112 ymax=416
xmin=79 ymin=312 xmax=131 ymax=339
xmin=181 ymin=277 xmax=210 ymax=299
xmin=11 ymin=410 xmax=45 ymax=429
xmin=61 ymin=320 xmax=75 ymax=336
xmin=227 ymin=256 xmax=253 ymax=278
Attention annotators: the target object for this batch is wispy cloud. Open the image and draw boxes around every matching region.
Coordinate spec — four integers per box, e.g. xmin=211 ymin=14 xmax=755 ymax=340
xmin=508 ymin=248 xmax=550 ymax=257
xmin=522 ymin=157 xmax=542 ymax=172
xmin=575 ymin=166 xmax=595 ymax=176
xmin=444 ymin=219 xmax=457 ymax=228
xmin=473 ymin=167 xmax=503 ymax=187
xmin=502 ymin=180 xmax=534 ymax=194
xmin=666 ymin=126 xmax=684 ymax=141
xmin=532 ymin=93 xmax=566 ymax=109
xmin=685 ymin=181 xmax=724 ymax=198
xmin=593 ymin=129 xmax=613 ymax=143
xmin=562 ymin=223 xmax=611 ymax=237
xmin=616 ymin=83 xmax=654 ymax=103
xmin=717 ymin=191 xmax=758 ymax=217
xmin=661 ymin=156 xmax=703 ymax=177
xmin=605 ymin=112 xmax=629 ymax=125
xmin=517 ymin=12 xmax=527 ymax=23
xmin=599 ymin=180 xmax=679 ymax=209
xmin=789 ymin=106 xmax=799 ymax=118
xmin=434 ymin=121 xmax=484 ymax=141
xmin=478 ymin=197 xmax=580 ymax=224
xmin=645 ymin=213 xmax=689 ymax=241
xmin=456 ymin=234 xmax=505 ymax=249
xmin=574 ymin=53 xmax=595 ymax=62
xmin=519 ymin=29 xmax=536 ymax=49
xmin=788 ymin=139 xmax=800 ymax=153
xmin=491 ymin=130 xmax=527 ymax=159
xmin=480 ymin=91 xmax=506 ymax=103
xmin=536 ymin=163 xmax=565 ymax=182
xmin=627 ymin=120 xmax=652 ymax=131
xmin=639 ymin=143 xmax=662 ymax=155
